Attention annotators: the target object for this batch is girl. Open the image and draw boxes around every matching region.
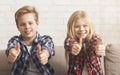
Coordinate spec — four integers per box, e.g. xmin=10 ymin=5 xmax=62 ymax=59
xmin=64 ymin=10 xmax=105 ymax=75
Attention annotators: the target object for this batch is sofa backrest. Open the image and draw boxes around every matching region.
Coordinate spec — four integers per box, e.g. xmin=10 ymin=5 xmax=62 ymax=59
xmin=50 ymin=46 xmax=67 ymax=75
xmin=0 ymin=50 xmax=12 ymax=75
xmin=105 ymin=44 xmax=120 ymax=75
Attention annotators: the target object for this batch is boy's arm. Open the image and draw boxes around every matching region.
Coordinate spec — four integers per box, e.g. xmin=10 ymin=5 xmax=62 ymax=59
xmin=40 ymin=35 xmax=55 ymax=59
xmin=6 ymin=36 xmax=20 ymax=63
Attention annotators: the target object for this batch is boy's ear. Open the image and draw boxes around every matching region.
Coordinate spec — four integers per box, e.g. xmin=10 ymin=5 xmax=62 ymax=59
xmin=16 ymin=25 xmax=19 ymax=29
xmin=16 ymin=25 xmax=20 ymax=31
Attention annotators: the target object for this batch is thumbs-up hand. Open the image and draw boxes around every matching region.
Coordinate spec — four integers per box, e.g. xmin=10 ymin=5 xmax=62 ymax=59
xmin=95 ymin=44 xmax=105 ymax=56
xmin=8 ymin=43 xmax=21 ymax=63
xmin=37 ymin=44 xmax=42 ymax=56
xmin=71 ymin=38 xmax=82 ymax=55
xmin=37 ymin=44 xmax=49 ymax=65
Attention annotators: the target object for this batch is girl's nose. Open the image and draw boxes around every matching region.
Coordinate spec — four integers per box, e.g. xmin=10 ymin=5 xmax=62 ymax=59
xmin=79 ymin=26 xmax=84 ymax=30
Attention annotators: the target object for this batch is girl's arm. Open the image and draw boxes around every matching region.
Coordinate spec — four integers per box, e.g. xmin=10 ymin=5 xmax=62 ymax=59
xmin=64 ymin=38 xmax=76 ymax=52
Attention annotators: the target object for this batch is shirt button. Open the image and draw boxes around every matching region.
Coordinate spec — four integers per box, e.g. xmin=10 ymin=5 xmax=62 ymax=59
xmin=74 ymin=66 xmax=77 ymax=70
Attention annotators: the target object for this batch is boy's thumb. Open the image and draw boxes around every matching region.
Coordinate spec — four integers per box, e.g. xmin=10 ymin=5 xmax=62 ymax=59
xmin=37 ymin=44 xmax=41 ymax=54
xmin=16 ymin=43 xmax=20 ymax=54
xmin=16 ymin=43 xmax=20 ymax=50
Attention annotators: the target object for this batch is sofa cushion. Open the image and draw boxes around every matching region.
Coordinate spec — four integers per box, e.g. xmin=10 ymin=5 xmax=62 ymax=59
xmin=0 ymin=50 xmax=12 ymax=75
xmin=105 ymin=44 xmax=120 ymax=75
xmin=49 ymin=46 xmax=67 ymax=75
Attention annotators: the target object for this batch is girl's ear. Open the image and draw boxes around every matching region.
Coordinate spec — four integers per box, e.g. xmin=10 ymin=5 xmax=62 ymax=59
xmin=36 ymin=21 xmax=39 ymax=25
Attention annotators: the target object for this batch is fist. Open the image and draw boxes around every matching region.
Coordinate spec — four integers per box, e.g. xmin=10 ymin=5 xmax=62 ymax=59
xmin=95 ymin=44 xmax=105 ymax=56
xmin=71 ymin=38 xmax=82 ymax=55
xmin=8 ymin=43 xmax=20 ymax=62
xmin=37 ymin=44 xmax=49 ymax=65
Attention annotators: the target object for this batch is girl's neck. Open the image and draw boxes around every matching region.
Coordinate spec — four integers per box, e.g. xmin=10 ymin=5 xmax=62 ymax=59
xmin=76 ymin=37 xmax=86 ymax=43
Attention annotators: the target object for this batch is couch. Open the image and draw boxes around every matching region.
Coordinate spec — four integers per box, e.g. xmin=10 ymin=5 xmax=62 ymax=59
xmin=0 ymin=46 xmax=67 ymax=75
xmin=105 ymin=44 xmax=120 ymax=75
xmin=0 ymin=44 xmax=120 ymax=75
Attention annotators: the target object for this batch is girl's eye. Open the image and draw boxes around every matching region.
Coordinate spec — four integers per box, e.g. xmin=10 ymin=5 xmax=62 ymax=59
xmin=83 ymin=24 xmax=88 ymax=27
xmin=74 ymin=25 xmax=79 ymax=28
xmin=29 ymin=22 xmax=33 ymax=25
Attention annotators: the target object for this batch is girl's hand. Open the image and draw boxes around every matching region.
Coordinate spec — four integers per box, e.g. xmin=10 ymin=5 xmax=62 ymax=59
xmin=37 ymin=44 xmax=49 ymax=65
xmin=71 ymin=38 xmax=82 ymax=55
xmin=8 ymin=43 xmax=20 ymax=63
xmin=95 ymin=44 xmax=105 ymax=56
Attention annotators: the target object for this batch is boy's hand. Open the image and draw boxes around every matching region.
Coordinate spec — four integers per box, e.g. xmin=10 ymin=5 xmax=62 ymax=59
xmin=8 ymin=43 xmax=20 ymax=63
xmin=95 ymin=44 xmax=105 ymax=56
xmin=71 ymin=38 xmax=82 ymax=55
xmin=37 ymin=44 xmax=49 ymax=65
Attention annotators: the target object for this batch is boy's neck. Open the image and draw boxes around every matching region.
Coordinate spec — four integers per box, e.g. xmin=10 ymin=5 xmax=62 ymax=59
xmin=22 ymin=36 xmax=36 ymax=46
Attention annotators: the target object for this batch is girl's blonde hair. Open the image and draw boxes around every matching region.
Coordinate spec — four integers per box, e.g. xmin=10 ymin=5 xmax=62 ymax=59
xmin=65 ymin=10 xmax=95 ymax=65
xmin=15 ymin=5 xmax=39 ymax=25
xmin=66 ymin=10 xmax=95 ymax=41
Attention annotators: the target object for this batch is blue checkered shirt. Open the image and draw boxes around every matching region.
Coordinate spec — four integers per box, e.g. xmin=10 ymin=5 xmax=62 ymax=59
xmin=6 ymin=32 xmax=55 ymax=75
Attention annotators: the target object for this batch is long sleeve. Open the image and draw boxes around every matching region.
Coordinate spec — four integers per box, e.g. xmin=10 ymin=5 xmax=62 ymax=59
xmin=40 ymin=35 xmax=55 ymax=59
xmin=64 ymin=38 xmax=77 ymax=52
xmin=6 ymin=36 xmax=19 ymax=57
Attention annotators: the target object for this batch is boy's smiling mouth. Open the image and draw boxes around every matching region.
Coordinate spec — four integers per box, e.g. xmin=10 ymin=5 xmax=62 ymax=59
xmin=24 ymin=30 xmax=32 ymax=34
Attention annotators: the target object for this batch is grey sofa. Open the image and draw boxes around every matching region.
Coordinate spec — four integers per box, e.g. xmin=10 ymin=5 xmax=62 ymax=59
xmin=0 ymin=44 xmax=120 ymax=75
xmin=0 ymin=46 xmax=67 ymax=75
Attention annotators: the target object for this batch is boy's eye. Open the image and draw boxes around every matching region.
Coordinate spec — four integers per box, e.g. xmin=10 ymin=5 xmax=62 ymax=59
xmin=19 ymin=23 xmax=25 ymax=26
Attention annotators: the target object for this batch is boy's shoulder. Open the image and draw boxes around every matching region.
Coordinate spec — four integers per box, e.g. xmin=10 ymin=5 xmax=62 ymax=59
xmin=40 ymin=35 xmax=52 ymax=40
xmin=9 ymin=35 xmax=19 ymax=41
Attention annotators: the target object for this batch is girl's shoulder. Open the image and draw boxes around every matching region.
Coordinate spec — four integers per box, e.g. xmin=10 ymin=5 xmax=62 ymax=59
xmin=65 ymin=37 xmax=75 ymax=42
xmin=65 ymin=37 xmax=77 ymax=46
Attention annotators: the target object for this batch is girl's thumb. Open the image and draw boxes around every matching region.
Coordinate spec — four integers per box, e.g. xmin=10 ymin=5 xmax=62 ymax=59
xmin=79 ymin=38 xmax=82 ymax=45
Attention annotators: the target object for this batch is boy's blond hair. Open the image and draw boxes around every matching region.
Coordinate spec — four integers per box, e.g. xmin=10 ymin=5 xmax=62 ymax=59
xmin=15 ymin=5 xmax=39 ymax=25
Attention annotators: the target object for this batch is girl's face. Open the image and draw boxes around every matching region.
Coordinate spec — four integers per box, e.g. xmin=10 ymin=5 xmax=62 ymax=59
xmin=17 ymin=13 xmax=38 ymax=40
xmin=74 ymin=19 xmax=89 ymax=39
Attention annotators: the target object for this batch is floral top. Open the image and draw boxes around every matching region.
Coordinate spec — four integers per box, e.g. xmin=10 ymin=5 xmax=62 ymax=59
xmin=64 ymin=34 xmax=103 ymax=75
xmin=6 ymin=32 xmax=55 ymax=75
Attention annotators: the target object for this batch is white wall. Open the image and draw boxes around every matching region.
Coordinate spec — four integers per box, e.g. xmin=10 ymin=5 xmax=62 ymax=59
xmin=0 ymin=0 xmax=120 ymax=50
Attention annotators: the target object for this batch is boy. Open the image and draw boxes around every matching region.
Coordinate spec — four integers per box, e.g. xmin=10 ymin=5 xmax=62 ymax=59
xmin=6 ymin=5 xmax=55 ymax=75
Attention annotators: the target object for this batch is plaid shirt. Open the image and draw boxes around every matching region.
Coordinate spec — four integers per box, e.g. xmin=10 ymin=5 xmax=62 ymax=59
xmin=6 ymin=32 xmax=55 ymax=75
xmin=64 ymin=34 xmax=103 ymax=75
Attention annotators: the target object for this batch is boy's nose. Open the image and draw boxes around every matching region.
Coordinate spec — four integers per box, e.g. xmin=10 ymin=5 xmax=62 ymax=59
xmin=25 ymin=24 xmax=30 ymax=28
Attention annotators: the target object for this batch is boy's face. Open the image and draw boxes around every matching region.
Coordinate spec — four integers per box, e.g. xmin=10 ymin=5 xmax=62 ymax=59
xmin=74 ymin=19 xmax=89 ymax=39
xmin=17 ymin=13 xmax=38 ymax=40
